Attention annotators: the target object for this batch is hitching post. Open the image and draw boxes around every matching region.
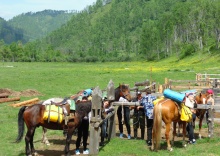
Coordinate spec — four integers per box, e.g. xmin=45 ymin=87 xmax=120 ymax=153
xmin=89 ymin=86 xmax=102 ymax=155
xmin=107 ymin=80 xmax=116 ymax=139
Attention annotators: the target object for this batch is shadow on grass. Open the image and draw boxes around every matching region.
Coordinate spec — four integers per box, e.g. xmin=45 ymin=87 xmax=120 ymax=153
xmin=34 ymin=138 xmax=76 ymax=145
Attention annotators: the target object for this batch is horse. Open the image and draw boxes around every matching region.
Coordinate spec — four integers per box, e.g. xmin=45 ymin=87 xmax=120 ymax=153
xmin=114 ymin=83 xmax=132 ymax=101
xmin=15 ymin=84 xmax=131 ymax=156
xmin=151 ymin=93 xmax=208 ymax=151
xmin=41 ymin=90 xmax=84 ymax=145
xmin=194 ymin=92 xmax=209 ymax=138
xmin=15 ymin=99 xmax=91 ymax=156
xmin=174 ymin=93 xmax=209 ymax=139
xmin=151 ymin=98 xmax=187 ymax=151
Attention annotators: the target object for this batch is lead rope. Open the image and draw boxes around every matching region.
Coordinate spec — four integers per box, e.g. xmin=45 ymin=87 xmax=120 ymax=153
xmin=122 ymin=102 xmax=124 ymax=124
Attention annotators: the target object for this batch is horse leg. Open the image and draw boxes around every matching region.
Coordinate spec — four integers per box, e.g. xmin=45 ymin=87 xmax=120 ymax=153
xmin=172 ymin=122 xmax=177 ymax=146
xmin=64 ymin=129 xmax=74 ymax=156
xmin=42 ymin=127 xmax=50 ymax=145
xmin=25 ymin=128 xmax=37 ymax=156
xmin=182 ymin=122 xmax=187 ymax=147
xmin=30 ymin=128 xmax=38 ymax=156
xmin=198 ymin=117 xmax=203 ymax=139
xmin=165 ymin=123 xmax=173 ymax=151
xmin=178 ymin=121 xmax=182 ymax=137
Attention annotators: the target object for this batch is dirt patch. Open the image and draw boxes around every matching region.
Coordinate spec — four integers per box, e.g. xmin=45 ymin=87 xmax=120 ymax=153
xmin=0 ymin=88 xmax=43 ymax=97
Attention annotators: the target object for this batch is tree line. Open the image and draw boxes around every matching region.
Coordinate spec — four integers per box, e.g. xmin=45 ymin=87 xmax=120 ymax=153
xmin=0 ymin=0 xmax=219 ymax=62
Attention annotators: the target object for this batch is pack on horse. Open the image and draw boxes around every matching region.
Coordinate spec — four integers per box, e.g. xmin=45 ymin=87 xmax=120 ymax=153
xmin=15 ymin=98 xmax=91 ymax=156
xmin=151 ymin=93 xmax=208 ymax=151
xmin=41 ymin=90 xmax=85 ymax=145
xmin=174 ymin=92 xmax=209 ymax=139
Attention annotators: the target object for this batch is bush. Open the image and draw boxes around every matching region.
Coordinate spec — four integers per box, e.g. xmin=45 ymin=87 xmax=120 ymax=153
xmin=179 ymin=44 xmax=195 ymax=59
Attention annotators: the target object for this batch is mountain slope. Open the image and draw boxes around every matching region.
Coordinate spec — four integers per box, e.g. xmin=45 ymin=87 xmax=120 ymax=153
xmin=6 ymin=10 xmax=75 ymax=42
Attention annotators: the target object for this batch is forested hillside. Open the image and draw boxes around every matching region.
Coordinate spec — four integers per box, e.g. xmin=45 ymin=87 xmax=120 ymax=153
xmin=7 ymin=10 xmax=75 ymax=42
xmin=0 ymin=18 xmax=25 ymax=44
xmin=0 ymin=0 xmax=220 ymax=62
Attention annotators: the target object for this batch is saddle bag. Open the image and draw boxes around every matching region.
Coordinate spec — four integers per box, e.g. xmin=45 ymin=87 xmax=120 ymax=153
xmin=43 ymin=105 xmax=63 ymax=123
xmin=180 ymin=103 xmax=192 ymax=122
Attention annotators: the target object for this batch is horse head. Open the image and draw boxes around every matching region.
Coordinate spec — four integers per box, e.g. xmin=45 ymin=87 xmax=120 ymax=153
xmin=115 ymin=83 xmax=132 ymax=101
xmin=195 ymin=92 xmax=208 ymax=105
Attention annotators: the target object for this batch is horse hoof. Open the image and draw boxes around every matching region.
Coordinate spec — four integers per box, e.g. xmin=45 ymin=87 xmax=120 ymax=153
xmin=45 ymin=141 xmax=50 ymax=146
xmin=33 ymin=152 xmax=39 ymax=156
xmin=168 ymin=148 xmax=173 ymax=151
xmin=183 ymin=144 xmax=187 ymax=147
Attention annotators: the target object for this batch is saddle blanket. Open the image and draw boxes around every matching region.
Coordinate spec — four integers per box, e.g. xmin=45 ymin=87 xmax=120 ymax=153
xmin=42 ymin=97 xmax=76 ymax=110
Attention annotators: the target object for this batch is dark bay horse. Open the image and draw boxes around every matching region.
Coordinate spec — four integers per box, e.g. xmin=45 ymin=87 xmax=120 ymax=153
xmin=151 ymin=93 xmax=208 ymax=151
xmin=41 ymin=90 xmax=84 ymax=145
xmin=15 ymin=100 xmax=91 ymax=156
xmin=114 ymin=83 xmax=132 ymax=101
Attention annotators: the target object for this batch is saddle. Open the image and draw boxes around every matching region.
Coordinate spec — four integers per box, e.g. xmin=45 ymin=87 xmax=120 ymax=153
xmin=42 ymin=98 xmax=74 ymax=124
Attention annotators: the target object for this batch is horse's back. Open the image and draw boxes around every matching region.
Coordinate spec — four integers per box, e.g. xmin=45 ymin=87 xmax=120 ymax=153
xmin=157 ymin=98 xmax=180 ymax=123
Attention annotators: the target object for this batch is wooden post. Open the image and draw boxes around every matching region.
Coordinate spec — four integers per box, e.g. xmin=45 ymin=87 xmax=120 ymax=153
xmin=107 ymin=80 xmax=115 ymax=101
xmin=207 ymin=107 xmax=214 ymax=138
xmin=158 ymin=85 xmax=163 ymax=93
xmin=89 ymin=87 xmax=102 ymax=155
xmin=107 ymin=80 xmax=116 ymax=138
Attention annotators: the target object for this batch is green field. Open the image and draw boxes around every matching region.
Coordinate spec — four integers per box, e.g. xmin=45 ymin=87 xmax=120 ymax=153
xmin=0 ymin=53 xmax=220 ymax=156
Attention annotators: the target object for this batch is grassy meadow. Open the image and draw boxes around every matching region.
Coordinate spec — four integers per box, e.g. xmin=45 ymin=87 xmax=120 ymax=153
xmin=0 ymin=52 xmax=220 ymax=156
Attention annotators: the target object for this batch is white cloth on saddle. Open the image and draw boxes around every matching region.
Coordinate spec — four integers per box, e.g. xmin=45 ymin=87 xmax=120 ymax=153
xmin=42 ymin=98 xmax=70 ymax=105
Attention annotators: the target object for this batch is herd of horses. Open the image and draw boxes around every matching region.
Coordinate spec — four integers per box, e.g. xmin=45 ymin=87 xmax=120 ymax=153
xmin=15 ymin=84 xmax=210 ymax=155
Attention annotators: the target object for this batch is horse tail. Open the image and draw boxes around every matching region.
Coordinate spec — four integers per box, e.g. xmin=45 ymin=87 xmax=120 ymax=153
xmin=153 ymin=102 xmax=162 ymax=150
xmin=15 ymin=106 xmax=26 ymax=143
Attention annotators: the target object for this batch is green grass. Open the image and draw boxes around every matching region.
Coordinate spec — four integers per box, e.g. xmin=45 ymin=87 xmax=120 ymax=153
xmin=0 ymin=53 xmax=220 ymax=155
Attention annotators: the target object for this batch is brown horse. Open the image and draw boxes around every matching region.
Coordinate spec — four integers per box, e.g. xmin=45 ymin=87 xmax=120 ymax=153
xmin=15 ymin=84 xmax=131 ymax=156
xmin=151 ymin=93 xmax=208 ymax=151
xmin=174 ymin=93 xmax=209 ymax=139
xmin=114 ymin=83 xmax=132 ymax=101
xmin=15 ymin=99 xmax=91 ymax=156
xmin=194 ymin=92 xmax=209 ymax=138
xmin=151 ymin=98 xmax=187 ymax=151
xmin=41 ymin=90 xmax=84 ymax=145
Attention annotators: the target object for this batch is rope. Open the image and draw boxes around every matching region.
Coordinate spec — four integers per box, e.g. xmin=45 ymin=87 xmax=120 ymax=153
xmin=122 ymin=102 xmax=124 ymax=124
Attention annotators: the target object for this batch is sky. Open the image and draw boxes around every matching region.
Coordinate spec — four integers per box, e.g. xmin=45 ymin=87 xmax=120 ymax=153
xmin=0 ymin=0 xmax=97 ymax=21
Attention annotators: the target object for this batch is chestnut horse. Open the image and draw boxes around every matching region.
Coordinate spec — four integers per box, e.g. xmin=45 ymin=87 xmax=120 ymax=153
xmin=151 ymin=93 xmax=208 ymax=151
xmin=195 ymin=93 xmax=209 ymax=138
xmin=15 ymin=99 xmax=91 ymax=156
xmin=174 ymin=93 xmax=209 ymax=139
